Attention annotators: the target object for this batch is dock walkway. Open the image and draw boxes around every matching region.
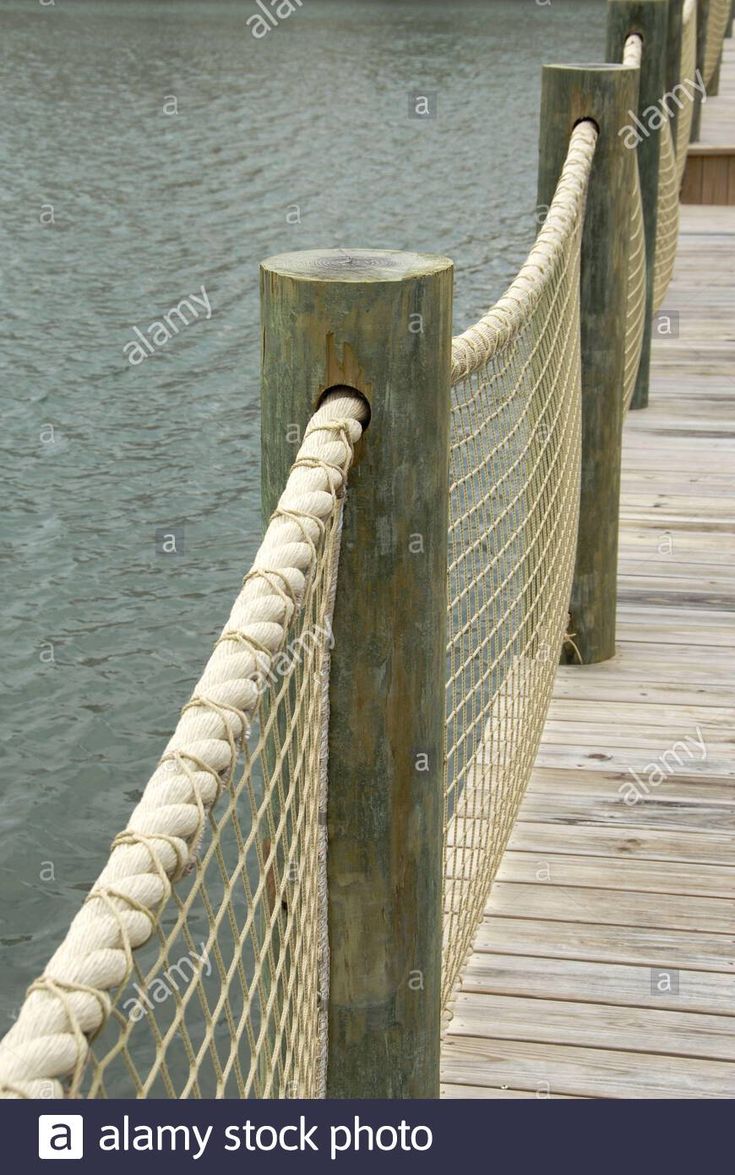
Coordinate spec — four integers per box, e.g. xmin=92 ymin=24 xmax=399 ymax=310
xmin=442 ymin=69 xmax=735 ymax=1099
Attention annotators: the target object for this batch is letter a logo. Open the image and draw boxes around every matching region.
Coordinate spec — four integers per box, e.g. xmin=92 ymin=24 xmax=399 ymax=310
xmin=38 ymin=1115 xmax=84 ymax=1159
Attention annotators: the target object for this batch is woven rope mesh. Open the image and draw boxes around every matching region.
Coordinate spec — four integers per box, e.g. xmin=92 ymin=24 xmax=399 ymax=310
xmin=676 ymin=0 xmax=698 ymax=183
xmin=621 ymin=36 xmax=646 ymax=411
xmin=653 ymin=118 xmax=680 ymax=314
xmin=442 ymin=121 xmax=596 ymax=1006
xmin=704 ymin=0 xmax=730 ymax=88
xmin=76 ymin=537 xmax=339 ymax=1101
xmin=624 ymin=156 xmax=646 ymax=409
xmin=0 ymin=394 xmax=366 ymax=1099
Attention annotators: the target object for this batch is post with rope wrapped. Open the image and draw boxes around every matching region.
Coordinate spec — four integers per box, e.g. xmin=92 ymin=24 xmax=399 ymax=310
xmin=664 ymin=0 xmax=687 ymax=156
xmin=539 ymin=64 xmax=638 ymax=664
xmin=607 ymin=0 xmax=669 ymax=410
xmin=691 ymin=0 xmax=710 ymax=139
xmin=259 ymin=249 xmax=453 ymax=1097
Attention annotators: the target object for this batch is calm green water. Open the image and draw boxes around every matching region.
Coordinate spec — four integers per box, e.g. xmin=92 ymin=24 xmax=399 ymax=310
xmin=0 ymin=0 xmax=605 ymax=1027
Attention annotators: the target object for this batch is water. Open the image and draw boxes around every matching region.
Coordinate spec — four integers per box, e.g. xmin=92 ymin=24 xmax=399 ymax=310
xmin=0 ymin=0 xmax=605 ymax=1027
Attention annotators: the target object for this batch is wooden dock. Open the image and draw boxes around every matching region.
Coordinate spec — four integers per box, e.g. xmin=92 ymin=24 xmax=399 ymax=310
xmin=442 ymin=81 xmax=735 ymax=1099
xmin=682 ymin=39 xmax=735 ymax=203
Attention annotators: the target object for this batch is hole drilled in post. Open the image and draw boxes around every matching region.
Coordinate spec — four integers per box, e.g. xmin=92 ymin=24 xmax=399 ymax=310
xmin=318 ymin=384 xmax=372 ymax=431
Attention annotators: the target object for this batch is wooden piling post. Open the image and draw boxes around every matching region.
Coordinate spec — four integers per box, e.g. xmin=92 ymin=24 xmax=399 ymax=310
xmin=607 ymin=0 xmax=669 ymax=411
xmin=664 ymin=0 xmax=687 ymax=152
xmin=691 ymin=0 xmax=711 ymax=140
xmin=260 ymin=248 xmax=453 ymax=1098
xmin=538 ymin=65 xmax=638 ymax=664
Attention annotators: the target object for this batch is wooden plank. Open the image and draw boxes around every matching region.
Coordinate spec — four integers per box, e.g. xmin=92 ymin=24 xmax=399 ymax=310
xmin=495 ymin=850 xmax=735 ymax=899
xmin=448 ymin=992 xmax=735 ymax=1061
xmin=526 ymin=766 xmax=735 ymax=805
xmin=441 ymin=1036 xmax=735 ymax=1098
xmin=458 ymin=953 xmax=735 ymax=1015
xmin=508 ymin=821 xmax=735 ymax=867
xmin=515 ymin=793 xmax=735 ymax=832
xmin=532 ymin=746 xmax=735 ymax=778
xmin=545 ymin=700 xmax=734 ymax=727
xmin=440 ymin=1083 xmax=584 ymax=1099
xmin=483 ymin=883 xmax=735 ymax=934
xmin=713 ymin=155 xmax=732 ymax=204
xmin=472 ymin=915 xmax=735 ymax=973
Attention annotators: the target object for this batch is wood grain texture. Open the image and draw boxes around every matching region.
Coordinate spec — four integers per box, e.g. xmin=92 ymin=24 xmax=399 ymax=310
xmin=607 ymin=1 xmax=669 ymax=408
xmin=538 ymin=64 xmax=638 ymax=663
xmin=666 ymin=0 xmax=687 ymax=151
xmin=691 ymin=0 xmax=711 ymax=142
xmin=260 ymin=249 xmax=453 ymax=1098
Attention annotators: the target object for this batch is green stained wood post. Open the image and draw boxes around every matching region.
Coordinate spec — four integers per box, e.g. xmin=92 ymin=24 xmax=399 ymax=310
xmin=728 ymin=0 xmax=734 ymax=38
xmin=260 ymin=248 xmax=453 ymax=1098
xmin=691 ymin=0 xmax=710 ymax=140
xmin=710 ymin=50 xmax=722 ymax=95
xmin=607 ymin=0 xmax=669 ymax=411
xmin=664 ymin=0 xmax=686 ymax=153
xmin=538 ymin=64 xmax=637 ymax=665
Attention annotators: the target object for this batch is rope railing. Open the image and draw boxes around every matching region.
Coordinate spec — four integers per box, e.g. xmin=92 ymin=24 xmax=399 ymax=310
xmin=676 ymin=0 xmax=698 ymax=182
xmin=0 ymin=391 xmax=368 ymax=1099
xmin=621 ymin=34 xmax=647 ymax=410
xmin=0 ymin=0 xmax=719 ymax=1100
xmin=444 ymin=121 xmax=596 ymax=1005
xmin=654 ymin=117 xmax=681 ymax=312
xmin=705 ymin=0 xmax=731 ymax=87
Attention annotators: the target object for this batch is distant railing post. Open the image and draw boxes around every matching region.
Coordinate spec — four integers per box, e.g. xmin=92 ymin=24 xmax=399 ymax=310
xmin=691 ymin=0 xmax=711 ymax=139
xmin=259 ymin=248 xmax=453 ymax=1097
xmin=664 ymin=0 xmax=687 ymax=152
xmin=607 ymin=0 xmax=669 ymax=411
xmin=538 ymin=65 xmax=638 ymax=664
xmin=710 ymin=48 xmax=723 ymax=94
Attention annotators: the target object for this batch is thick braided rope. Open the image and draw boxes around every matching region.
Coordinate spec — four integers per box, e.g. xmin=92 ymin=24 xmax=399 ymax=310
xmin=623 ymin=31 xmax=642 ymax=69
xmin=704 ymin=0 xmax=730 ymax=89
xmin=0 ymin=389 xmax=368 ymax=1099
xmin=450 ymin=120 xmax=598 ymax=383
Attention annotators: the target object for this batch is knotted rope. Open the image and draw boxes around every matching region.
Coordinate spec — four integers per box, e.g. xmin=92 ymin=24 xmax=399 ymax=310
xmin=0 ymin=389 xmax=368 ymax=1099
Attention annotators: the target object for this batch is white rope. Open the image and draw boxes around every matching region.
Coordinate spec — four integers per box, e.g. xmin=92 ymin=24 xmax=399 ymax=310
xmin=450 ymin=120 xmax=598 ymax=382
xmin=0 ymin=389 xmax=368 ymax=1099
xmin=623 ymin=33 xmax=642 ymax=69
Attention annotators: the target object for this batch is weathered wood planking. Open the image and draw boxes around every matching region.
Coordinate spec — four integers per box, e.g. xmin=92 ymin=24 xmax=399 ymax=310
xmin=442 ymin=97 xmax=735 ymax=1096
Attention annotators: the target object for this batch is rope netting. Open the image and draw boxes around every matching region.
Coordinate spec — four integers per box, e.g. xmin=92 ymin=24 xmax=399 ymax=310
xmin=622 ymin=35 xmax=646 ymax=410
xmin=653 ymin=117 xmax=680 ymax=314
xmin=625 ymin=157 xmax=646 ymax=408
xmin=704 ymin=0 xmax=731 ymax=88
xmin=443 ymin=121 xmax=596 ymax=1005
xmin=0 ymin=391 xmax=368 ymax=1099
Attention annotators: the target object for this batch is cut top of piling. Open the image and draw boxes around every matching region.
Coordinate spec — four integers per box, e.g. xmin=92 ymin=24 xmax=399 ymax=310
xmin=261 ymin=248 xmax=453 ymax=283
